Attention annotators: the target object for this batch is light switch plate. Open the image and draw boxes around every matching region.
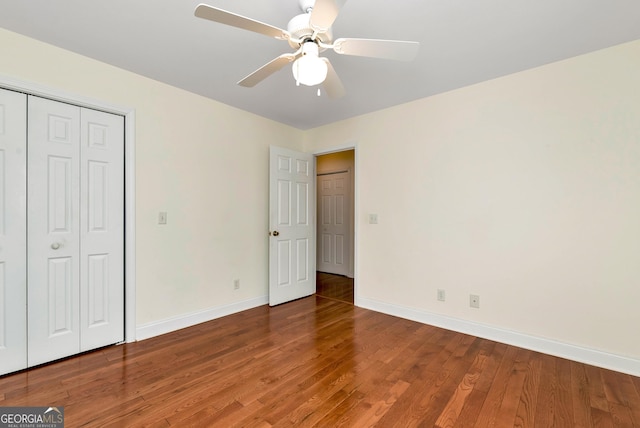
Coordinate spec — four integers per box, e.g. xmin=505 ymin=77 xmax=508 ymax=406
xmin=158 ymin=212 xmax=167 ymax=225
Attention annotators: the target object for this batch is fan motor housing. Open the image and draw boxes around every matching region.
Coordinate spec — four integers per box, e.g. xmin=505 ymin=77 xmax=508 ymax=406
xmin=287 ymin=13 xmax=333 ymax=49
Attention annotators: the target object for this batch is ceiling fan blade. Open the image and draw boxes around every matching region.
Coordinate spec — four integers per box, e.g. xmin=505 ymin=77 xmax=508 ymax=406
xmin=195 ymin=4 xmax=289 ymax=40
xmin=321 ymin=58 xmax=345 ymax=99
xmin=333 ymin=38 xmax=420 ymax=61
xmin=237 ymin=53 xmax=297 ymax=87
xmin=310 ymin=0 xmax=347 ymax=32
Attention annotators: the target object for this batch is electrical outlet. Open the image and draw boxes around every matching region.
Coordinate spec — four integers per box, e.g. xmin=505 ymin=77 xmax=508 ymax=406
xmin=234 ymin=279 xmax=240 ymax=290
xmin=470 ymin=294 xmax=480 ymax=309
xmin=437 ymin=289 xmax=445 ymax=302
xmin=158 ymin=211 xmax=167 ymax=225
xmin=369 ymin=214 xmax=378 ymax=224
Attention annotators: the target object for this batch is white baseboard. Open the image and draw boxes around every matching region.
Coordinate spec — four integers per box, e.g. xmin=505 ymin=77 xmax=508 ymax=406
xmin=136 ymin=295 xmax=268 ymax=341
xmin=358 ymin=297 xmax=640 ymax=377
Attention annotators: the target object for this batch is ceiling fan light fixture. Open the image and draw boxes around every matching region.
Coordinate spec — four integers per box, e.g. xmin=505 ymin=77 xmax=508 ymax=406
xmin=194 ymin=2 xmax=420 ymax=98
xmin=292 ymin=42 xmax=328 ymax=86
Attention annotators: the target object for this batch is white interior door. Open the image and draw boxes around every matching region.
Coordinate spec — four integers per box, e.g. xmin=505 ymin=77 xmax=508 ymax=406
xmin=0 ymin=88 xmax=27 ymax=375
xmin=269 ymin=146 xmax=316 ymax=306
xmin=28 ymin=96 xmax=82 ymax=366
xmin=79 ymin=107 xmax=124 ymax=351
xmin=317 ymin=171 xmax=350 ymax=276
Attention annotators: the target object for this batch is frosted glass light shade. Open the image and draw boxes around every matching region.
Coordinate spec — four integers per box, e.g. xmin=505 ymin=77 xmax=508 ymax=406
xmin=292 ymin=42 xmax=328 ymax=86
xmin=292 ymin=56 xmax=328 ymax=86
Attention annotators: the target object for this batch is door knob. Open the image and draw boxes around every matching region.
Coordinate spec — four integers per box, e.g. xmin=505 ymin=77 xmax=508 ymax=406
xmin=271 ymin=231 xmax=280 ymax=237
xmin=51 ymin=242 xmax=61 ymax=250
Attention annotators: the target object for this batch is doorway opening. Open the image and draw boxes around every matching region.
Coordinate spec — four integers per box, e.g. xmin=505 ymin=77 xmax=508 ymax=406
xmin=315 ymin=149 xmax=355 ymax=304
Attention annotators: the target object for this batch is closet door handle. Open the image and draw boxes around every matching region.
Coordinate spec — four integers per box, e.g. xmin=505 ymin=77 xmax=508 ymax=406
xmin=51 ymin=242 xmax=61 ymax=250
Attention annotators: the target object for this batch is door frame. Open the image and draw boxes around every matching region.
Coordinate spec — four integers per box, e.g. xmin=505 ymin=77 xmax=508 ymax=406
xmin=313 ymin=144 xmax=358 ymax=305
xmin=0 ymin=72 xmax=137 ymax=343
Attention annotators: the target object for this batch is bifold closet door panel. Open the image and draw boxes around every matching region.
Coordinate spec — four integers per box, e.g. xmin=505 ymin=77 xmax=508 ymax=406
xmin=79 ymin=107 xmax=124 ymax=351
xmin=27 ymin=96 xmax=82 ymax=367
xmin=0 ymin=88 xmax=27 ymax=375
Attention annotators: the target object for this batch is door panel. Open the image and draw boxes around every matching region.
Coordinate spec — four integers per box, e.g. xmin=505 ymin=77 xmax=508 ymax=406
xmin=80 ymin=107 xmax=124 ymax=351
xmin=28 ymin=95 xmax=81 ymax=366
xmin=296 ymin=239 xmax=309 ymax=281
xmin=0 ymin=88 xmax=27 ymax=376
xmin=277 ymin=240 xmax=291 ymax=286
xmin=296 ymin=181 xmax=309 ymax=224
xmin=48 ymin=156 xmax=73 ymax=232
xmin=316 ymin=172 xmax=350 ymax=276
xmin=48 ymin=257 xmax=74 ymax=335
xmin=269 ymin=146 xmax=315 ymax=306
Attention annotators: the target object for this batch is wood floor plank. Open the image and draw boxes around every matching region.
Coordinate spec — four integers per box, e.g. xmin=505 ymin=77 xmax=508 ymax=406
xmin=446 ymin=340 xmax=499 ymax=428
xmin=513 ymin=351 xmax=543 ymax=428
xmin=435 ymin=352 xmax=487 ymax=427
xmin=585 ymin=363 xmax=613 ymax=413
xmin=474 ymin=345 xmax=521 ymax=427
xmin=553 ymin=356 xmax=575 ymax=426
xmin=591 ymin=407 xmax=615 ymax=428
xmin=371 ymin=365 xmax=438 ymax=427
xmin=1 ymin=295 xmax=639 ymax=427
xmin=416 ymin=337 xmax=488 ymax=426
xmin=569 ymin=360 xmax=595 ymax=428
xmin=350 ymin=379 xmax=410 ymax=427
xmin=609 ymin=402 xmax=635 ymax=428
xmin=473 ymin=342 xmax=508 ymax=393
xmin=533 ymin=353 xmax=559 ymax=427
xmin=491 ymin=348 xmax=532 ymax=427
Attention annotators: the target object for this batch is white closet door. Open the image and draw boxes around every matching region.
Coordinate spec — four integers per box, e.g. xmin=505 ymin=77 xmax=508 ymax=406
xmin=0 ymin=88 xmax=27 ymax=375
xmin=79 ymin=107 xmax=124 ymax=351
xmin=317 ymin=172 xmax=350 ymax=276
xmin=27 ymin=96 xmax=82 ymax=366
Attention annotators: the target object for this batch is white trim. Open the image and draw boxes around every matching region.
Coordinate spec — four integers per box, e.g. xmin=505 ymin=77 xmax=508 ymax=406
xmin=124 ymin=110 xmax=137 ymax=342
xmin=353 ymin=147 xmax=359 ymax=298
xmin=136 ymin=296 xmax=269 ymax=341
xmin=0 ymin=72 xmax=137 ymax=343
xmin=0 ymin=73 xmax=132 ymax=116
xmin=359 ymin=297 xmax=640 ymax=377
xmin=312 ymin=142 xmax=357 ymax=156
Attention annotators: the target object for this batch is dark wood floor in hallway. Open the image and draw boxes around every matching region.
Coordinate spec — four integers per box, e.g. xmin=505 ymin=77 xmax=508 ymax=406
xmin=1 ymin=296 xmax=639 ymax=427
xmin=316 ymin=271 xmax=354 ymax=304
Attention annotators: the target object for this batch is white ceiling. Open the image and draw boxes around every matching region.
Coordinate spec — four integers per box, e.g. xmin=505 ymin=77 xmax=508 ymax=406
xmin=1 ymin=0 xmax=639 ymax=129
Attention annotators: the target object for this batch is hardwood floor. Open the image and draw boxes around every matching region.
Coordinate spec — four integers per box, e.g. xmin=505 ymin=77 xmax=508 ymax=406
xmin=1 ymin=296 xmax=639 ymax=427
xmin=316 ymin=271 xmax=354 ymax=304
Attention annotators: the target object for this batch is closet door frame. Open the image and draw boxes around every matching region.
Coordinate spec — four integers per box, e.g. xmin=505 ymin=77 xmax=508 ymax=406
xmin=0 ymin=73 xmax=137 ymax=343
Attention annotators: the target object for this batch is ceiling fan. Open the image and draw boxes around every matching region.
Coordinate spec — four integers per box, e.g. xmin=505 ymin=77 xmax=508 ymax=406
xmin=194 ymin=0 xmax=420 ymax=98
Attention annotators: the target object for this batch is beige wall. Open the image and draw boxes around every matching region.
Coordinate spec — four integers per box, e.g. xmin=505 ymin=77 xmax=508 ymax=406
xmin=305 ymin=40 xmax=640 ymax=362
xmin=0 ymin=28 xmax=304 ymax=327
